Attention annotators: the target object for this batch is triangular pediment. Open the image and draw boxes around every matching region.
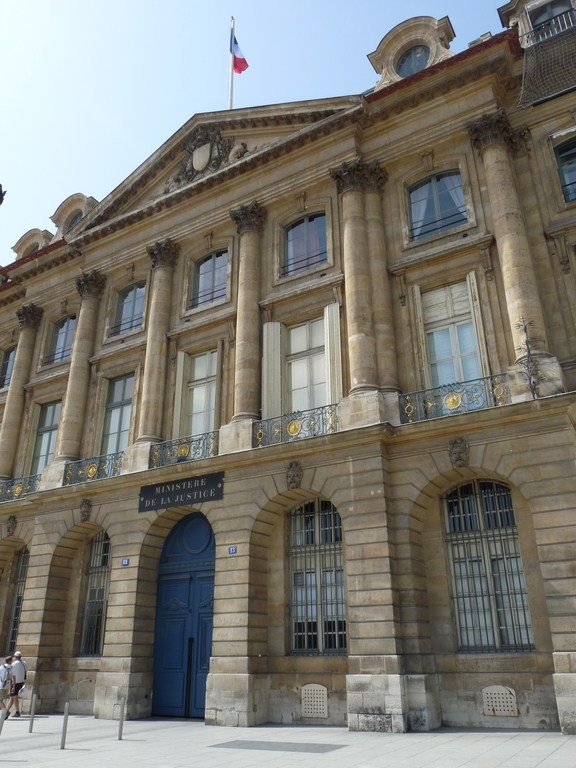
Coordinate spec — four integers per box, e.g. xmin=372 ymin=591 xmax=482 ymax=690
xmin=68 ymin=96 xmax=362 ymax=243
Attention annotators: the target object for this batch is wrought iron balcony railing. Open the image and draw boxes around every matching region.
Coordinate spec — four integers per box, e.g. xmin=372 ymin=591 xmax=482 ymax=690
xmin=0 ymin=474 xmax=40 ymax=503
xmin=63 ymin=452 xmax=124 ymax=486
xmin=149 ymin=431 xmax=219 ymax=469
xmin=399 ymin=374 xmax=511 ymax=424
xmin=253 ymin=404 xmax=339 ymax=448
xmin=523 ymin=9 xmax=576 ymax=45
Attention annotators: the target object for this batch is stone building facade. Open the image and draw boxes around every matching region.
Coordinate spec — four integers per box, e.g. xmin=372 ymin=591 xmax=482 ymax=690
xmin=1 ymin=0 xmax=576 ymax=733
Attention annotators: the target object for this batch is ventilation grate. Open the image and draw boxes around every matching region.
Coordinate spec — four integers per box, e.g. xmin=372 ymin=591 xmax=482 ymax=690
xmin=301 ymin=684 xmax=328 ymax=718
xmin=482 ymin=685 xmax=518 ymax=717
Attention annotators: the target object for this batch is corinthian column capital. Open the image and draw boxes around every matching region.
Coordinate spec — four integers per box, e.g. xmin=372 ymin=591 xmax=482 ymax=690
xmin=230 ymin=201 xmax=267 ymax=234
xmin=76 ymin=270 xmax=106 ymax=298
xmin=330 ymin=158 xmax=388 ymax=194
xmin=146 ymin=237 xmax=179 ymax=269
xmin=468 ymin=110 xmax=514 ymax=153
xmin=16 ymin=303 xmax=43 ymax=329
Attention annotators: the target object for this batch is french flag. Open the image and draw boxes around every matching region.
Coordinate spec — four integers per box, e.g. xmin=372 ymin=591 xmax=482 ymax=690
xmin=230 ymin=34 xmax=249 ymax=74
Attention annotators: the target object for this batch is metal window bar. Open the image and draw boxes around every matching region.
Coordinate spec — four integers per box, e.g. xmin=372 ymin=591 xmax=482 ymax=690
xmin=63 ymin=452 xmax=123 ymax=485
xmin=188 ymin=282 xmax=227 ymax=309
xmin=6 ymin=548 xmax=29 ymax=654
xmin=399 ymin=374 xmax=510 ymax=424
xmin=79 ymin=532 xmax=111 ymax=657
xmin=290 ymin=501 xmax=346 ymax=655
xmin=109 ymin=313 xmax=144 ymax=336
xmin=280 ymin=244 xmax=328 ymax=277
xmin=562 ymin=180 xmax=576 ymax=202
xmin=445 ymin=482 xmax=534 ymax=653
xmin=409 ymin=207 xmax=468 ymax=240
xmin=149 ymin=431 xmax=219 ymax=469
xmin=44 ymin=344 xmax=73 ymax=365
xmin=0 ymin=475 xmax=40 ymax=503
xmin=253 ymin=404 xmax=338 ymax=448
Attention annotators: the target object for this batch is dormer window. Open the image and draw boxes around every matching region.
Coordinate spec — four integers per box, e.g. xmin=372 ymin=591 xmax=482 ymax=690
xmin=527 ymin=0 xmax=575 ymax=41
xmin=396 ymin=44 xmax=430 ymax=77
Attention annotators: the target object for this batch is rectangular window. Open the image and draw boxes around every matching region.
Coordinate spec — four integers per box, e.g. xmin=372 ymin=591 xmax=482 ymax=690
xmin=290 ymin=500 xmax=346 ymax=654
xmin=79 ymin=532 xmax=111 ymax=657
xmin=445 ymin=481 xmax=534 ymax=652
xmin=556 ymin=140 xmax=576 ymax=202
xmin=186 ymin=350 xmax=217 ymax=436
xmin=0 ymin=347 xmax=15 ymax=389
xmin=409 ymin=171 xmax=467 ymax=240
xmin=31 ymin=401 xmax=61 ymax=475
xmin=423 ymin=282 xmax=481 ymax=388
xmin=283 ymin=214 xmax=327 ymax=277
xmin=46 ymin=316 xmax=76 ymax=365
xmin=101 ymin=374 xmax=134 ymax=455
xmin=287 ymin=317 xmax=327 ymax=412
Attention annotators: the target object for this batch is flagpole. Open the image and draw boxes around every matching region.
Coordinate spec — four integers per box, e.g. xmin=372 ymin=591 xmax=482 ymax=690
xmin=228 ymin=16 xmax=235 ymax=110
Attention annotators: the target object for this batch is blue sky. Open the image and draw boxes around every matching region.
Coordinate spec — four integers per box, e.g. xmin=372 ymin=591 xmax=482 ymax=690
xmin=0 ymin=1 xmax=504 ymax=266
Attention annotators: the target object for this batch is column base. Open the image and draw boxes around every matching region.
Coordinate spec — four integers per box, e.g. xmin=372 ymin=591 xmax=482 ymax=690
xmin=219 ymin=420 xmax=254 ymax=454
xmin=346 ymin=672 xmax=408 ymax=732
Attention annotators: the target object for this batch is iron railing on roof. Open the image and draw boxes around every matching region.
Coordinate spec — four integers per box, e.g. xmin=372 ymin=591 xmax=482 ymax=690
xmin=523 ymin=9 xmax=576 ymax=45
xmin=253 ymin=404 xmax=339 ymax=448
xmin=399 ymin=374 xmax=511 ymax=424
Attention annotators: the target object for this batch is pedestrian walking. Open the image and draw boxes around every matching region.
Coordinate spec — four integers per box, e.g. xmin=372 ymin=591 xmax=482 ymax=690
xmin=0 ymin=656 xmax=12 ymax=718
xmin=7 ymin=652 xmax=26 ymax=717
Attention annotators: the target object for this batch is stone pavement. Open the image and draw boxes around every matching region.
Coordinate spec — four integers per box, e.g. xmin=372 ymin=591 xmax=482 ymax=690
xmin=0 ymin=714 xmax=575 ymax=768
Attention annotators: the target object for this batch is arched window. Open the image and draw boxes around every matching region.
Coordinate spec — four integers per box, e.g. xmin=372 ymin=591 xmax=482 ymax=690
xmin=409 ymin=171 xmax=467 ymax=240
xmin=189 ymin=250 xmax=228 ymax=308
xmin=444 ymin=480 xmax=534 ymax=652
xmin=555 ymin=139 xmax=576 ymax=202
xmin=290 ymin=500 xmax=346 ymax=654
xmin=6 ymin=548 xmax=29 ymax=654
xmin=283 ymin=213 xmax=327 ymax=277
xmin=45 ymin=315 xmax=76 ymax=365
xmin=111 ymin=282 xmax=146 ymax=336
xmin=79 ymin=531 xmax=111 ymax=657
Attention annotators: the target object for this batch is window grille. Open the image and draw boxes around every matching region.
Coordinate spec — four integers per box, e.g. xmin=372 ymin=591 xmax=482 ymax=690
xmin=79 ymin=531 xmax=111 ymax=657
xmin=290 ymin=500 xmax=346 ymax=654
xmin=445 ymin=481 xmax=534 ymax=652
xmin=6 ymin=548 xmax=29 ymax=654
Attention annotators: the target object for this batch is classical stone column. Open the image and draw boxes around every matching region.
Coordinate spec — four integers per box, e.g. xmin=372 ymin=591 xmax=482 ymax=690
xmin=468 ymin=111 xmax=549 ymax=360
xmin=136 ymin=238 xmax=179 ymax=442
xmin=331 ymin=159 xmax=381 ymax=392
xmin=364 ymin=168 xmax=399 ymax=392
xmin=0 ymin=303 xmax=43 ymax=479
xmin=55 ymin=270 xmax=106 ymax=461
xmin=229 ymin=201 xmax=266 ymax=421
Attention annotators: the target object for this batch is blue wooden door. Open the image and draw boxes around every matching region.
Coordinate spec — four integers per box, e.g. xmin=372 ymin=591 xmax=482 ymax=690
xmin=152 ymin=514 xmax=215 ymax=717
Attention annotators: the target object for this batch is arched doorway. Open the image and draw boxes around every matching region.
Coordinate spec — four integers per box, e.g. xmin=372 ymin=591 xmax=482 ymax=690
xmin=152 ymin=512 xmax=215 ymax=717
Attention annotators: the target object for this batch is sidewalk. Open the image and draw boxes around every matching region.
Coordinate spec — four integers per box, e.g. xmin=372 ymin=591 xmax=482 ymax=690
xmin=0 ymin=714 xmax=574 ymax=768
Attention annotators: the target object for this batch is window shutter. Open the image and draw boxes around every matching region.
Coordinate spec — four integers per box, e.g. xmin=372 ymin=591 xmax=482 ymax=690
xmin=324 ymin=303 xmax=342 ymax=404
xmin=466 ymin=271 xmax=490 ymax=377
xmin=262 ymin=322 xmax=282 ymax=419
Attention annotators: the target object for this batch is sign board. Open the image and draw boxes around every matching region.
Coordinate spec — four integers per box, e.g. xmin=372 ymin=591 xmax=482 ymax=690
xmin=139 ymin=471 xmax=224 ymax=512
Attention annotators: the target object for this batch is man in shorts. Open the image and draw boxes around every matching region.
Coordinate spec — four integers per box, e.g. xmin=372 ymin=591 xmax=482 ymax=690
xmin=0 ymin=656 xmax=12 ymax=718
xmin=7 ymin=652 xmax=25 ymax=717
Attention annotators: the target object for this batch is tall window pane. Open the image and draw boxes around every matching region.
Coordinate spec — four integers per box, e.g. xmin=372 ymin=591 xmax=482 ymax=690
xmin=409 ymin=171 xmax=467 ymax=240
xmin=287 ymin=317 xmax=326 ymax=411
xmin=0 ymin=347 xmax=15 ymax=388
xmin=556 ymin=140 xmax=576 ymax=202
xmin=79 ymin=531 xmax=111 ymax=657
xmin=283 ymin=213 xmax=327 ymax=277
xmin=186 ymin=350 xmax=217 ymax=436
xmin=190 ymin=251 xmax=228 ymax=308
xmin=46 ymin=316 xmax=76 ymax=365
xmin=445 ymin=480 xmax=534 ymax=652
xmin=111 ymin=282 xmax=145 ymax=336
xmin=6 ymin=548 xmax=29 ymax=654
xmin=101 ymin=374 xmax=134 ymax=454
xmin=290 ymin=500 xmax=346 ymax=654
xmin=31 ymin=401 xmax=61 ymax=474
